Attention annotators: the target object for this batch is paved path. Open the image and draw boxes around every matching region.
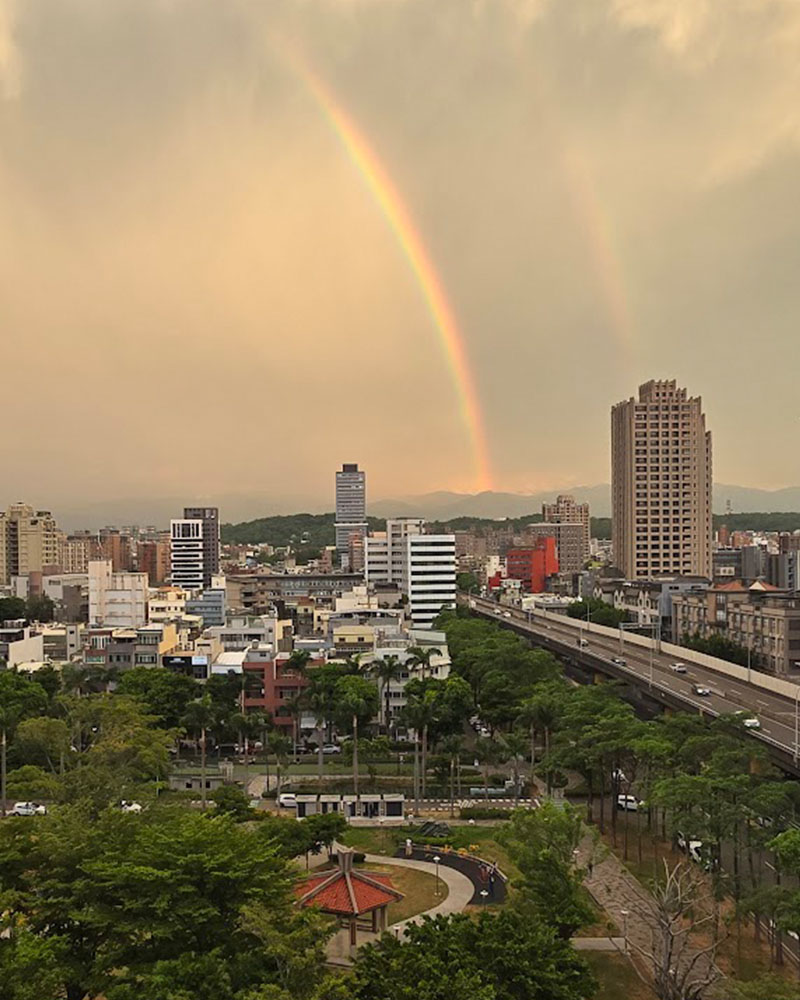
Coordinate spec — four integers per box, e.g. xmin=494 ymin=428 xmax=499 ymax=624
xmin=333 ymin=842 xmax=475 ymax=931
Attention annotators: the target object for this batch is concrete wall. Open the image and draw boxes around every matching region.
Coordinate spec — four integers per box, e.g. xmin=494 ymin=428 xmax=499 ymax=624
xmin=528 ymin=607 xmax=800 ymax=701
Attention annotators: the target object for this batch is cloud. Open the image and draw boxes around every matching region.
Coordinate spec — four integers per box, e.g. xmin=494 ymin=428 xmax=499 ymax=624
xmin=1 ymin=0 xmax=799 ymax=508
xmin=0 ymin=0 xmax=20 ymax=99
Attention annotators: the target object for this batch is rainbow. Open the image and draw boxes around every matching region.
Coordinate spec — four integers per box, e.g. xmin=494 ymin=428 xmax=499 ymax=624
xmin=278 ymin=47 xmax=493 ymax=492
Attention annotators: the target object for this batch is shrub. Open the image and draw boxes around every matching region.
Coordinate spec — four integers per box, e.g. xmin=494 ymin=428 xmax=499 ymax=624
xmin=460 ymin=806 xmax=511 ymax=820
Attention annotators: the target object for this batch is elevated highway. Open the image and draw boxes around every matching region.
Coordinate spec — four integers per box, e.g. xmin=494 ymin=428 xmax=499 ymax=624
xmin=461 ymin=594 xmax=800 ymax=774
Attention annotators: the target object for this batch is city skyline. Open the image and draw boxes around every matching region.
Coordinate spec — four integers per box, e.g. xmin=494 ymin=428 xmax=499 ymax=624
xmin=3 ymin=1 xmax=800 ymax=504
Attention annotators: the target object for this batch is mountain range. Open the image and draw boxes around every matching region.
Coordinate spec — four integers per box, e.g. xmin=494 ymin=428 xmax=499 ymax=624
xmin=42 ymin=483 xmax=800 ymax=530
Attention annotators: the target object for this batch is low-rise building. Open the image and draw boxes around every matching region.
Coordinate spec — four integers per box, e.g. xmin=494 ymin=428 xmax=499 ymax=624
xmin=672 ymin=581 xmax=800 ymax=676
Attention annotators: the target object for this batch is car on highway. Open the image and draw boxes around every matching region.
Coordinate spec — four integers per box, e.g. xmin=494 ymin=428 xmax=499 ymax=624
xmin=10 ymin=802 xmax=46 ymax=817
xmin=321 ymin=743 xmax=342 ymax=755
xmin=691 ymin=684 xmax=711 ymax=697
xmin=503 ymin=611 xmax=512 ymax=618
xmin=611 ymin=656 xmax=627 ymax=666
xmin=739 ymin=714 xmax=761 ymax=729
xmin=277 ymin=793 xmax=297 ymax=809
xmin=670 ymin=662 xmax=688 ymax=673
xmin=577 ymin=638 xmax=589 ymax=648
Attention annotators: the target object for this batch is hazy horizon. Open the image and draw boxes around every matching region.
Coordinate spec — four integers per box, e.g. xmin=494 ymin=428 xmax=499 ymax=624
xmin=2 ymin=0 xmax=799 ymax=503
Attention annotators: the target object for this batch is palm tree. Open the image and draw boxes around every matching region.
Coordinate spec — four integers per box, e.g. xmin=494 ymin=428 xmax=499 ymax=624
xmin=406 ymin=646 xmax=442 ymax=681
xmin=369 ymin=655 xmax=403 ymax=736
xmin=516 ymin=698 xmax=539 ymax=781
xmin=475 ymin=737 xmax=505 ymax=802
xmin=401 ymin=689 xmax=438 ymax=811
xmin=284 ymin=692 xmax=306 ymax=761
xmin=503 ymin=730 xmax=528 ymax=805
xmin=440 ymin=734 xmax=463 ymax=818
xmin=182 ymin=694 xmax=215 ymax=809
xmin=335 ymin=675 xmax=378 ymax=799
xmin=266 ymin=730 xmax=292 ymax=795
xmin=303 ymin=687 xmax=328 ymax=781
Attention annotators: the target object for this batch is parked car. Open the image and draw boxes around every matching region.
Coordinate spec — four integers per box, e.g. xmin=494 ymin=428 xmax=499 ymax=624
xmin=11 ymin=802 xmax=46 ymax=817
xmin=676 ymin=830 xmax=704 ymax=865
xmin=691 ymin=684 xmax=711 ymax=697
xmin=277 ymin=793 xmax=297 ymax=809
xmin=670 ymin=663 xmax=688 ymax=673
xmin=321 ymin=744 xmax=342 ymax=755
xmin=120 ymin=800 xmax=143 ymax=813
xmin=616 ymin=794 xmax=640 ymax=812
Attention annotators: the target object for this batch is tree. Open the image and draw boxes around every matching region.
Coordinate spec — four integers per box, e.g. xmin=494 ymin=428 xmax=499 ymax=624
xmin=349 ymin=910 xmax=595 ymax=1000
xmin=456 ymin=571 xmax=480 ymax=593
xmin=266 ymin=730 xmax=292 ymax=794
xmin=182 ymin=694 xmax=216 ymax=808
xmin=500 ymin=802 xmax=592 ymax=938
xmin=333 ymin=675 xmax=378 ymax=798
xmin=626 ymin=861 xmax=723 ymax=1000
xmin=722 ymin=975 xmax=800 ymax=1000
xmin=567 ymin=598 xmax=628 ymax=628
xmin=0 ymin=596 xmax=27 ymax=621
xmin=25 ymin=595 xmax=55 ymax=623
xmin=369 ymin=654 xmax=403 ymax=735
xmin=474 ymin=737 xmax=506 ymax=802
xmin=0 ymin=805 xmax=331 ymax=1000
xmin=211 ymin=785 xmax=254 ymax=821
xmin=0 ymin=672 xmax=48 ymax=816
xmin=13 ymin=716 xmax=71 ymax=774
xmin=117 ymin=668 xmax=198 ymax=730
xmin=405 ymin=645 xmax=442 ymax=681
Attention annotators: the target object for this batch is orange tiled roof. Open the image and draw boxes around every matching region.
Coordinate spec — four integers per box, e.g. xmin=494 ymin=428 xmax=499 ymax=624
xmin=294 ymin=869 xmax=402 ymax=915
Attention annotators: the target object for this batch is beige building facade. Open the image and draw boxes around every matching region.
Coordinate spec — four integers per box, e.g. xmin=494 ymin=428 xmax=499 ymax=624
xmin=542 ymin=494 xmax=590 ymax=564
xmin=672 ymin=582 xmax=800 ymax=677
xmin=0 ymin=503 xmax=61 ymax=584
xmin=612 ymin=380 xmax=712 ymax=580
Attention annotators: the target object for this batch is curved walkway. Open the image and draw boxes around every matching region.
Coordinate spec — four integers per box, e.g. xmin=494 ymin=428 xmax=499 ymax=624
xmin=332 ymin=842 xmax=475 ymax=931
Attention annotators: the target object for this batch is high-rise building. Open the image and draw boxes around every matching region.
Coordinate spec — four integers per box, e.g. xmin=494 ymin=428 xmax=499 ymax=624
xmin=525 ymin=522 xmax=586 ymax=574
xmin=365 ymin=518 xmax=455 ymax=629
xmin=182 ymin=507 xmax=220 ymax=586
xmin=0 ymin=503 xmax=61 ymax=584
xmin=170 ymin=518 xmax=205 ymax=590
xmin=137 ymin=537 xmax=171 ymax=586
xmin=170 ymin=507 xmax=219 ymax=590
xmin=612 ymin=379 xmax=712 ymax=580
xmin=541 ymin=494 xmax=590 ymax=565
xmin=335 ymin=464 xmax=367 ymax=562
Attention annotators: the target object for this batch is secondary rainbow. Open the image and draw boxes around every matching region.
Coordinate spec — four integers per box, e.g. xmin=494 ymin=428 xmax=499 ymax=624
xmin=281 ymin=48 xmax=493 ymax=492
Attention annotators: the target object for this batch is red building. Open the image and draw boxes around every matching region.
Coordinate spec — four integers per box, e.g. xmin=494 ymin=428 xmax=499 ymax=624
xmin=506 ymin=538 xmax=559 ymax=593
xmin=243 ymin=649 xmax=320 ymax=734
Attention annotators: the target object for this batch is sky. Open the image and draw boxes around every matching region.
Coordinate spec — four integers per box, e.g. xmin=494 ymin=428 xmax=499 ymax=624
xmin=1 ymin=0 xmax=799 ymax=513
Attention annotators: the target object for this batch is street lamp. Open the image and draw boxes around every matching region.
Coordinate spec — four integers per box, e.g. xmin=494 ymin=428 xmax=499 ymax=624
xmin=433 ymin=855 xmax=441 ymax=897
xmin=794 ymin=685 xmax=799 ymax=765
xmin=480 ymin=889 xmax=489 ymax=905
xmin=620 ymin=909 xmax=629 ymax=953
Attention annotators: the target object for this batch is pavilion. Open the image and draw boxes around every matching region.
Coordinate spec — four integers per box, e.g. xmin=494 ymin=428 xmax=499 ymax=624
xmin=294 ymin=848 xmax=403 ymax=950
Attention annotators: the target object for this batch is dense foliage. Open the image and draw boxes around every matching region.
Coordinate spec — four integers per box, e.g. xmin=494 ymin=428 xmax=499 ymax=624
xmin=681 ymin=631 xmax=750 ymax=667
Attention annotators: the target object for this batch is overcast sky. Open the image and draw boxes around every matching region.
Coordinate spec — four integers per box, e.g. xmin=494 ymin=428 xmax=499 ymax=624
xmin=1 ymin=0 xmax=798 ymax=510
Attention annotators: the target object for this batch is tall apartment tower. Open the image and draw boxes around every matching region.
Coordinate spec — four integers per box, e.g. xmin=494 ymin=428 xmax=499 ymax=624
xmin=0 ymin=503 xmax=61 ymax=584
xmin=183 ymin=507 xmax=220 ymax=585
xmin=335 ymin=464 xmax=367 ymax=563
xmin=542 ymin=494 xmax=590 ymax=564
xmin=612 ymin=380 xmax=712 ymax=580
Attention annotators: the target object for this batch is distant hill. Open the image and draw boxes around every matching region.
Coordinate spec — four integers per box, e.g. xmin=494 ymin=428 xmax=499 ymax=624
xmin=41 ymin=483 xmax=800 ymax=531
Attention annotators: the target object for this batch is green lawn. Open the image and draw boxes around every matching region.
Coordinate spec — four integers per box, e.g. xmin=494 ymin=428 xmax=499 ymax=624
xmin=583 ymin=953 xmax=655 ymax=1000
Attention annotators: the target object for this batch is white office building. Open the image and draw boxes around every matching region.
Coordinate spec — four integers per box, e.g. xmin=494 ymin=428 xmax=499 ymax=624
xmin=365 ymin=519 xmax=456 ymax=629
xmin=170 ymin=518 xmax=206 ymax=590
xmin=88 ymin=560 xmax=149 ymax=628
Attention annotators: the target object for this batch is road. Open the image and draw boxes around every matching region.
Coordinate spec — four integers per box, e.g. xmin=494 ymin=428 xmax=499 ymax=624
xmin=464 ymin=596 xmax=800 ymax=765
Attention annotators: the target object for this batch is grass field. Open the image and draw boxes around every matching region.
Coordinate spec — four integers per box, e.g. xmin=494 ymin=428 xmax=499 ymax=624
xmin=583 ymin=953 xmax=655 ymax=1000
